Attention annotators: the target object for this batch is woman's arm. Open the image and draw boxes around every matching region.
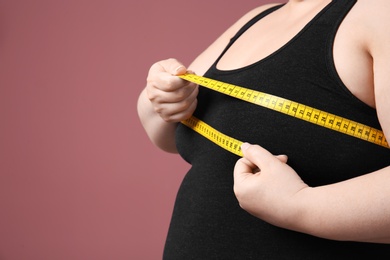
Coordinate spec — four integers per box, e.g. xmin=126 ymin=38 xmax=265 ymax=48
xmin=234 ymin=143 xmax=390 ymax=243
xmin=137 ymin=4 xmax=280 ymax=153
xmin=298 ymin=1 xmax=390 ymax=243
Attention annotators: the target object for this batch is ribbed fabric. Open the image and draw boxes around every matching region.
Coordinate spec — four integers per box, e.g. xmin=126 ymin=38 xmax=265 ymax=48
xmin=166 ymin=1 xmax=390 ymax=258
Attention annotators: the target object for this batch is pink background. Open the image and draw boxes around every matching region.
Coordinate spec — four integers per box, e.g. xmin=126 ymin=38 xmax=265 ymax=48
xmin=0 ymin=0 xmax=270 ymax=259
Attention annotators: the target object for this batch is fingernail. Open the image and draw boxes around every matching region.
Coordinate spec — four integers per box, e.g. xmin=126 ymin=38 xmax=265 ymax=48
xmin=241 ymin=142 xmax=251 ymax=151
xmin=175 ymin=66 xmax=185 ymax=74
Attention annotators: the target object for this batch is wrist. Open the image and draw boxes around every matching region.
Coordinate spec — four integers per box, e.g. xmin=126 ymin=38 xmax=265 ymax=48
xmin=284 ymin=186 xmax=315 ymax=233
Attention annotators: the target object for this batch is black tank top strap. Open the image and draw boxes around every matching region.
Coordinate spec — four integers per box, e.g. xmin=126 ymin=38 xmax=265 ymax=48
xmin=214 ymin=4 xmax=284 ymax=64
xmin=230 ymin=4 xmax=284 ymax=42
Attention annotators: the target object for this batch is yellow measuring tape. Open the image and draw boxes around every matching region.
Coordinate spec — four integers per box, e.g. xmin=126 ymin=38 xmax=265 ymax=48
xmin=179 ymin=73 xmax=389 ymax=156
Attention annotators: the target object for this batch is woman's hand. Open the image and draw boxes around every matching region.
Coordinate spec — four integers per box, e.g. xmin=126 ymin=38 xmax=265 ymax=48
xmin=146 ymin=58 xmax=199 ymax=123
xmin=233 ymin=143 xmax=310 ymax=228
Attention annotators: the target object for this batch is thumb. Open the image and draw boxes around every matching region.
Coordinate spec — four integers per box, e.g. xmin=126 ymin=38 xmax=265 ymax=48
xmin=173 ymin=64 xmax=187 ymax=76
xmin=275 ymin=154 xmax=288 ymax=163
xmin=241 ymin=142 xmax=288 ymax=168
xmin=164 ymin=58 xmax=186 ymax=76
xmin=149 ymin=58 xmax=187 ymax=76
xmin=240 ymin=142 xmax=276 ymax=169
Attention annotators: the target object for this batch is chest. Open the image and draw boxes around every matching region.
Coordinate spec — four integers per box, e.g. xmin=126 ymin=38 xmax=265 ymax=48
xmin=217 ymin=2 xmax=375 ymax=108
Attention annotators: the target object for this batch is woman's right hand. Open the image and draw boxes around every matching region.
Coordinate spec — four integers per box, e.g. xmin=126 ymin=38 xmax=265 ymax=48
xmin=146 ymin=58 xmax=199 ymax=123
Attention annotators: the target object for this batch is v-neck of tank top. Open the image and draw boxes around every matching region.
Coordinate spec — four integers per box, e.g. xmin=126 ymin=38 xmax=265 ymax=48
xmin=214 ymin=0 xmax=336 ymax=73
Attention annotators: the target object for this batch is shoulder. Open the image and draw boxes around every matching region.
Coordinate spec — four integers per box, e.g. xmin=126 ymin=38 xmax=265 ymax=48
xmin=352 ymin=0 xmax=390 ymax=38
xmin=355 ymin=0 xmax=390 ymax=13
xmin=345 ymin=0 xmax=390 ymax=57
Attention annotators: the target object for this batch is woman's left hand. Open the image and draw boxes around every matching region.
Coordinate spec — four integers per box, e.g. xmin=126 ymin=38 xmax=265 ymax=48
xmin=233 ymin=143 xmax=310 ymax=228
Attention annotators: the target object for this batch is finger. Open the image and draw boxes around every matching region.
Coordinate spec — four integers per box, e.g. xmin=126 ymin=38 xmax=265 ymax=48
xmin=148 ymin=74 xmax=197 ymax=94
xmin=240 ymin=143 xmax=282 ymax=170
xmin=147 ymin=80 xmax=198 ymax=103
xmin=233 ymin=157 xmax=257 ymax=182
xmin=156 ymin=98 xmax=198 ymax=122
xmin=146 ymin=59 xmax=188 ymax=90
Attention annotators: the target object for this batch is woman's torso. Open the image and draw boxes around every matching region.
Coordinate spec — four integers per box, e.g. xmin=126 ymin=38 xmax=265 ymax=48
xmin=166 ymin=0 xmax=390 ymax=258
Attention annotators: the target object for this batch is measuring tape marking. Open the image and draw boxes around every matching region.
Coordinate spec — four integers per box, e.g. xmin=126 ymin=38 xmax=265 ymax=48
xmin=179 ymin=73 xmax=389 ymax=150
xmin=181 ymin=116 xmax=244 ymax=157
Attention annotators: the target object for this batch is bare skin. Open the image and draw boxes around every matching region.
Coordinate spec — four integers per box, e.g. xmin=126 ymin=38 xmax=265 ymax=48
xmin=137 ymin=0 xmax=390 ymax=243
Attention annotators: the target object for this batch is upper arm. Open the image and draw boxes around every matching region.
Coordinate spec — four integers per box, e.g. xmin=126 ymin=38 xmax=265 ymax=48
xmin=188 ymin=3 xmax=281 ymax=76
xmin=366 ymin=1 xmax=390 ymax=144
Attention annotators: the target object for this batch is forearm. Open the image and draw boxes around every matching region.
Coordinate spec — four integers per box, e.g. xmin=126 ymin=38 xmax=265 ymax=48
xmin=294 ymin=165 xmax=390 ymax=243
xmin=137 ymin=88 xmax=179 ymax=153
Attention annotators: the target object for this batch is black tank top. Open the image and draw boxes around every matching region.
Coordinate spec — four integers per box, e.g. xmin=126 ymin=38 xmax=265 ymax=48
xmin=166 ymin=0 xmax=390 ymax=258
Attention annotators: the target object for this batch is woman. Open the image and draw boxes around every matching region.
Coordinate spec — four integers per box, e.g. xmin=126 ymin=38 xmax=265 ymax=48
xmin=137 ymin=0 xmax=390 ymax=258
